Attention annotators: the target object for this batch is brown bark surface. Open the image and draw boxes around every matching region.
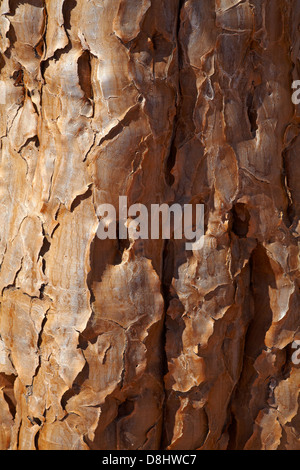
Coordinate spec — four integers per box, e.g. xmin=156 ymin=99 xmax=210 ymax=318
xmin=0 ymin=0 xmax=299 ymax=450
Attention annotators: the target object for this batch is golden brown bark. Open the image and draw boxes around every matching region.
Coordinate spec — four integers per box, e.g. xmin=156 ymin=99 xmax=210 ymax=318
xmin=0 ymin=0 xmax=299 ymax=450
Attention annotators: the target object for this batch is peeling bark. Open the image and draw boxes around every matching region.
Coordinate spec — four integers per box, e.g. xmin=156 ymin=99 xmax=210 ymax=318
xmin=0 ymin=0 xmax=299 ymax=450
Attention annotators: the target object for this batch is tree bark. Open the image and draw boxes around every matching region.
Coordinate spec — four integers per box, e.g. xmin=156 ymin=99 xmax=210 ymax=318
xmin=0 ymin=0 xmax=299 ymax=450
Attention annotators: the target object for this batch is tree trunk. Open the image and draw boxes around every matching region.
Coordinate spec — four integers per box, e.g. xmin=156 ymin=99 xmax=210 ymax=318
xmin=0 ymin=0 xmax=299 ymax=450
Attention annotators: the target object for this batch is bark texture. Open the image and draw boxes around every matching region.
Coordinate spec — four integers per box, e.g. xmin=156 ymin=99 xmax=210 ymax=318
xmin=0 ymin=0 xmax=300 ymax=450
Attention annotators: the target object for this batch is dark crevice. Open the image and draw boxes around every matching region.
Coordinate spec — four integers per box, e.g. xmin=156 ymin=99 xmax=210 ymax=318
xmin=3 ymin=391 xmax=16 ymax=419
xmin=34 ymin=428 xmax=40 ymax=450
xmin=2 ymin=258 xmax=24 ymax=295
xmin=165 ymin=125 xmax=177 ymax=187
xmin=32 ymin=135 xmax=40 ymax=147
xmin=34 ymin=37 xmax=44 ymax=58
xmin=12 ymin=69 xmax=24 ymax=88
xmin=70 ymin=186 xmax=92 ymax=212
xmin=99 ymin=122 xmax=124 ymax=146
xmin=161 ymin=240 xmax=174 ymax=368
xmin=77 ymin=50 xmax=93 ymax=101
xmin=247 ymin=245 xmax=275 ymax=356
xmin=18 ymin=135 xmax=40 ymax=156
xmin=159 ymin=239 xmax=175 ymax=450
xmin=61 ymin=361 xmax=89 ymax=410
xmin=37 ymin=313 xmax=48 ymax=350
xmin=115 ymin=222 xmax=130 ymax=264
xmin=230 ymin=203 xmax=250 ymax=238
xmin=0 ymin=53 xmax=5 ymax=73
xmin=4 ymin=22 xmax=17 ymax=59
xmin=40 ymin=41 xmax=72 ymax=79
xmin=32 ymin=306 xmax=50 ymax=384
xmin=164 ymin=1 xmax=185 ymax=188
xmin=98 ymin=104 xmax=140 ymax=147
xmin=226 ymin=412 xmax=238 ymax=450
xmin=227 ymin=245 xmax=276 ymax=449
xmin=62 ymin=0 xmax=77 ymax=31
xmin=27 ymin=92 xmax=40 ymax=116
xmin=116 ymin=399 xmax=135 ymax=422
xmin=164 ymin=0 xmax=199 ymax=189
xmin=175 ymin=0 xmax=185 ymax=54
xmin=28 ymin=416 xmax=42 ymax=426
xmin=39 ymin=282 xmax=46 ymax=299
xmin=161 ymin=240 xmax=175 ymax=309
xmin=159 ymin=0 xmax=186 ymax=450
xmin=281 ymin=148 xmax=295 ymax=227
xmin=38 ymin=236 xmax=50 ymax=274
